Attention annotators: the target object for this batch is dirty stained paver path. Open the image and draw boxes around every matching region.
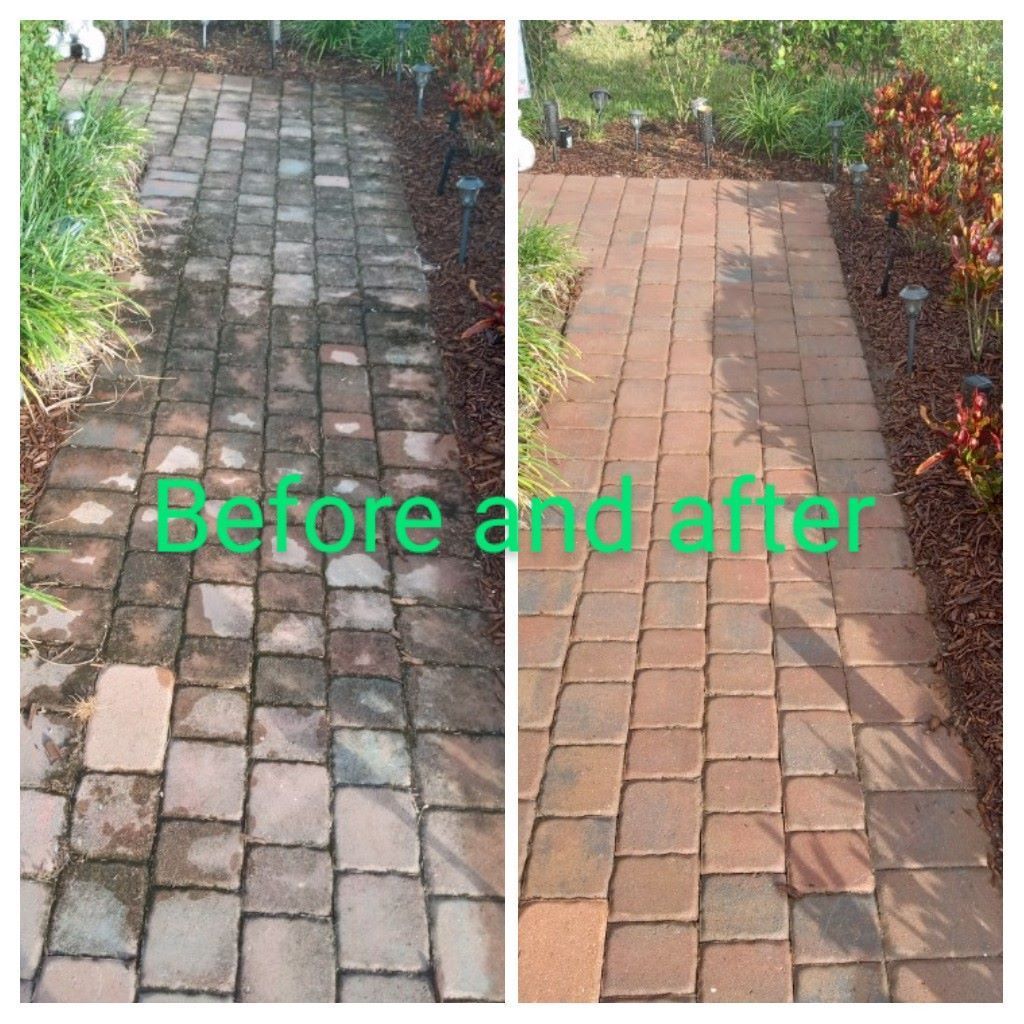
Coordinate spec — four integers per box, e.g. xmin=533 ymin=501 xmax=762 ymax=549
xmin=517 ymin=173 xmax=1001 ymax=1003
xmin=21 ymin=62 xmax=503 ymax=1003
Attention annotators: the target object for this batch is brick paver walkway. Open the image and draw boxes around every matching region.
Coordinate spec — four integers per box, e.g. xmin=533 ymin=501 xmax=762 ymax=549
xmin=21 ymin=62 xmax=503 ymax=1003
xmin=517 ymin=173 xmax=1001 ymax=1002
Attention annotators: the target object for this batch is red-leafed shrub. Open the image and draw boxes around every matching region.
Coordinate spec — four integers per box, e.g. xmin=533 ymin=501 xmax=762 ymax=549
xmin=431 ymin=21 xmax=504 ymax=149
xmin=917 ymin=389 xmax=1002 ymax=506
xmin=867 ymin=66 xmax=1003 ymax=360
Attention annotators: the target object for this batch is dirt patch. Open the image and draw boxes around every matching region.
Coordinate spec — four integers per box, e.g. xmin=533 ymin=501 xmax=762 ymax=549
xmin=828 ymin=179 xmax=1002 ymax=870
xmin=527 ymin=117 xmax=826 ymax=182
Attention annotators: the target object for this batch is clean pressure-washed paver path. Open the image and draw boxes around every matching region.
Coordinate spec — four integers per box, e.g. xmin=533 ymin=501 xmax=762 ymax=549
xmin=21 ymin=62 xmax=502 ymax=1003
xmin=517 ymin=173 xmax=1001 ymax=1003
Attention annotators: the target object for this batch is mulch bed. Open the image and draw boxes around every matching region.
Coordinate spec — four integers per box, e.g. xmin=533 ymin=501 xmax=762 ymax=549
xmin=54 ymin=23 xmax=507 ymax=629
xmin=528 ymin=117 xmax=826 ymax=182
xmin=828 ymin=179 xmax=1003 ymax=871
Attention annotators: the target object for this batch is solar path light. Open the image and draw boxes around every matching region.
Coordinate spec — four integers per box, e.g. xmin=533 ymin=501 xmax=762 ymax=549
xmin=120 ymin=21 xmax=130 ymax=56
xmin=702 ymin=109 xmax=716 ymax=169
xmin=543 ymin=100 xmax=560 ymax=162
xmin=629 ymin=109 xmax=644 ymax=152
xmin=394 ymin=21 xmax=412 ymax=83
xmin=412 ymin=63 xmax=435 ymax=121
xmin=899 ymin=284 xmax=929 ymax=374
xmin=456 ymin=176 xmax=484 ymax=266
xmin=590 ymin=88 xmax=610 ymax=125
xmin=827 ymin=119 xmax=845 ymax=184
xmin=849 ymin=161 xmax=869 ymax=216
xmin=269 ymin=21 xmax=281 ymax=69
xmin=63 ymin=109 xmax=86 ymax=136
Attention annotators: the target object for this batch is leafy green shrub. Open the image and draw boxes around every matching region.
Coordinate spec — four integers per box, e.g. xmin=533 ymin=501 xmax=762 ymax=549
xmin=721 ymin=76 xmax=804 ymax=158
xmin=648 ymin=21 xmax=726 ymax=124
xmin=518 ymin=223 xmax=581 ymax=507
xmin=897 ymin=20 xmax=1002 ymax=136
xmin=286 ymin=20 xmax=435 ymax=70
xmin=790 ymin=75 xmax=873 ymax=163
xmin=729 ymin=20 xmax=898 ymax=81
xmin=21 ymin=100 xmax=149 ymax=403
xmin=20 ymin=21 xmax=59 ymax=143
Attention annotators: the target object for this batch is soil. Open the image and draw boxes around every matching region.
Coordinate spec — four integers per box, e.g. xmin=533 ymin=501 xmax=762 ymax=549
xmin=528 ymin=117 xmax=827 ymax=182
xmin=828 ymin=178 xmax=1003 ymax=871
xmin=37 ymin=22 xmax=507 ymax=629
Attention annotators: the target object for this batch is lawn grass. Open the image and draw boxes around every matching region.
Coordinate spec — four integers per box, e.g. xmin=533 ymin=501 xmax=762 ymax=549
xmin=522 ymin=22 xmax=753 ymax=140
xmin=518 ymin=222 xmax=581 ymax=508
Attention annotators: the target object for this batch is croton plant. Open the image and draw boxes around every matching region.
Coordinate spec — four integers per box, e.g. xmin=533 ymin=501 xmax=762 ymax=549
xmin=866 ymin=67 xmax=1003 ymax=361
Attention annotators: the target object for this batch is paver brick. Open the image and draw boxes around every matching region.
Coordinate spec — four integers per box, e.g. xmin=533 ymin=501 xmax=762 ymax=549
xmin=519 ymin=900 xmax=607 ymax=1002
xmin=795 ymin=963 xmax=888 ymax=1002
xmin=50 ymin=861 xmax=147 ymax=958
xmin=523 ymin=818 xmax=616 ymax=898
xmin=700 ymin=941 xmax=792 ymax=1002
xmin=703 ymin=813 xmax=785 ymax=873
xmin=70 ymin=773 xmax=160 ymax=860
xmin=603 ymin=922 xmax=697 ymax=998
xmin=83 ymin=665 xmax=174 ymax=772
xmin=142 ymin=889 xmax=241 ymax=992
xmin=247 ymin=761 xmax=331 ymax=844
xmin=876 ymin=868 xmax=1001 ymax=959
xmin=610 ymin=855 xmax=699 ymax=922
xmin=335 ymin=874 xmax=430 ymax=972
xmin=154 ymin=820 xmax=244 ymax=889
xmin=432 ymin=898 xmax=504 ymax=1001
xmin=35 ymin=957 xmax=136 ymax=1002
xmin=240 ymin=918 xmax=335 ymax=1002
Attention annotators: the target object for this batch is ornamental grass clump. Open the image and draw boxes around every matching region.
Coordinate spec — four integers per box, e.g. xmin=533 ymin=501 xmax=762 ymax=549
xmin=518 ymin=223 xmax=581 ymax=508
xmin=20 ymin=21 xmax=150 ymax=408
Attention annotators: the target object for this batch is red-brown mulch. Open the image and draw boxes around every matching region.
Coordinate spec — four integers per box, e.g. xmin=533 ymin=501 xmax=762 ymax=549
xmin=386 ymin=89 xmax=505 ymax=630
xmin=828 ymin=178 xmax=1002 ymax=871
xmin=71 ymin=24 xmax=507 ymax=629
xmin=528 ymin=117 xmax=826 ymax=182
xmin=20 ymin=406 xmax=74 ymax=536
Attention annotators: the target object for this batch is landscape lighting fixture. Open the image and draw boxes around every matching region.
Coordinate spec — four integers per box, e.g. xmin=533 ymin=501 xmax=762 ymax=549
xmin=849 ymin=161 xmax=869 ymax=216
xmin=412 ymin=63 xmax=435 ymax=121
xmin=961 ymin=373 xmax=994 ymax=404
xmin=691 ymin=96 xmax=708 ymax=138
xmin=543 ymin=100 xmax=560 ymax=162
xmin=394 ymin=21 xmax=412 ymax=83
xmin=629 ymin=109 xmax=644 ymax=152
xmin=455 ymin=176 xmax=484 ymax=266
xmin=899 ymin=284 xmax=929 ymax=374
xmin=62 ymin=109 xmax=86 ymax=136
xmin=702 ymin=109 xmax=715 ymax=169
xmin=120 ymin=21 xmax=130 ymax=56
xmin=590 ymin=88 xmax=611 ymax=124
xmin=201 ymin=21 xmax=210 ymax=49
xmin=827 ymin=119 xmax=845 ymax=184
xmin=269 ymin=21 xmax=281 ymax=68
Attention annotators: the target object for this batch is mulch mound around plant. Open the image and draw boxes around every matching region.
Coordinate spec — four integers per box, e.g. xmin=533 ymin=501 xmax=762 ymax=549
xmin=829 ymin=179 xmax=1003 ymax=871
xmin=86 ymin=25 xmax=507 ymax=629
xmin=528 ymin=117 xmax=825 ymax=182
xmin=20 ymin=406 xmax=74 ymax=535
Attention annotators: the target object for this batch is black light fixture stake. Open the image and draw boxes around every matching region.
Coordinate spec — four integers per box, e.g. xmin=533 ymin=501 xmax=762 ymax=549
xmin=702 ymin=110 xmax=715 ymax=169
xmin=899 ymin=284 xmax=929 ymax=374
xmin=394 ymin=21 xmax=412 ymax=83
xmin=412 ymin=63 xmax=435 ymax=121
xmin=543 ymin=100 xmax=559 ymax=163
xmin=456 ymin=176 xmax=484 ymax=266
xmin=437 ymin=110 xmax=463 ymax=196
xmin=827 ymin=119 xmax=845 ymax=184
xmin=876 ymin=210 xmax=899 ymax=298
xmin=690 ymin=97 xmax=708 ymax=140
